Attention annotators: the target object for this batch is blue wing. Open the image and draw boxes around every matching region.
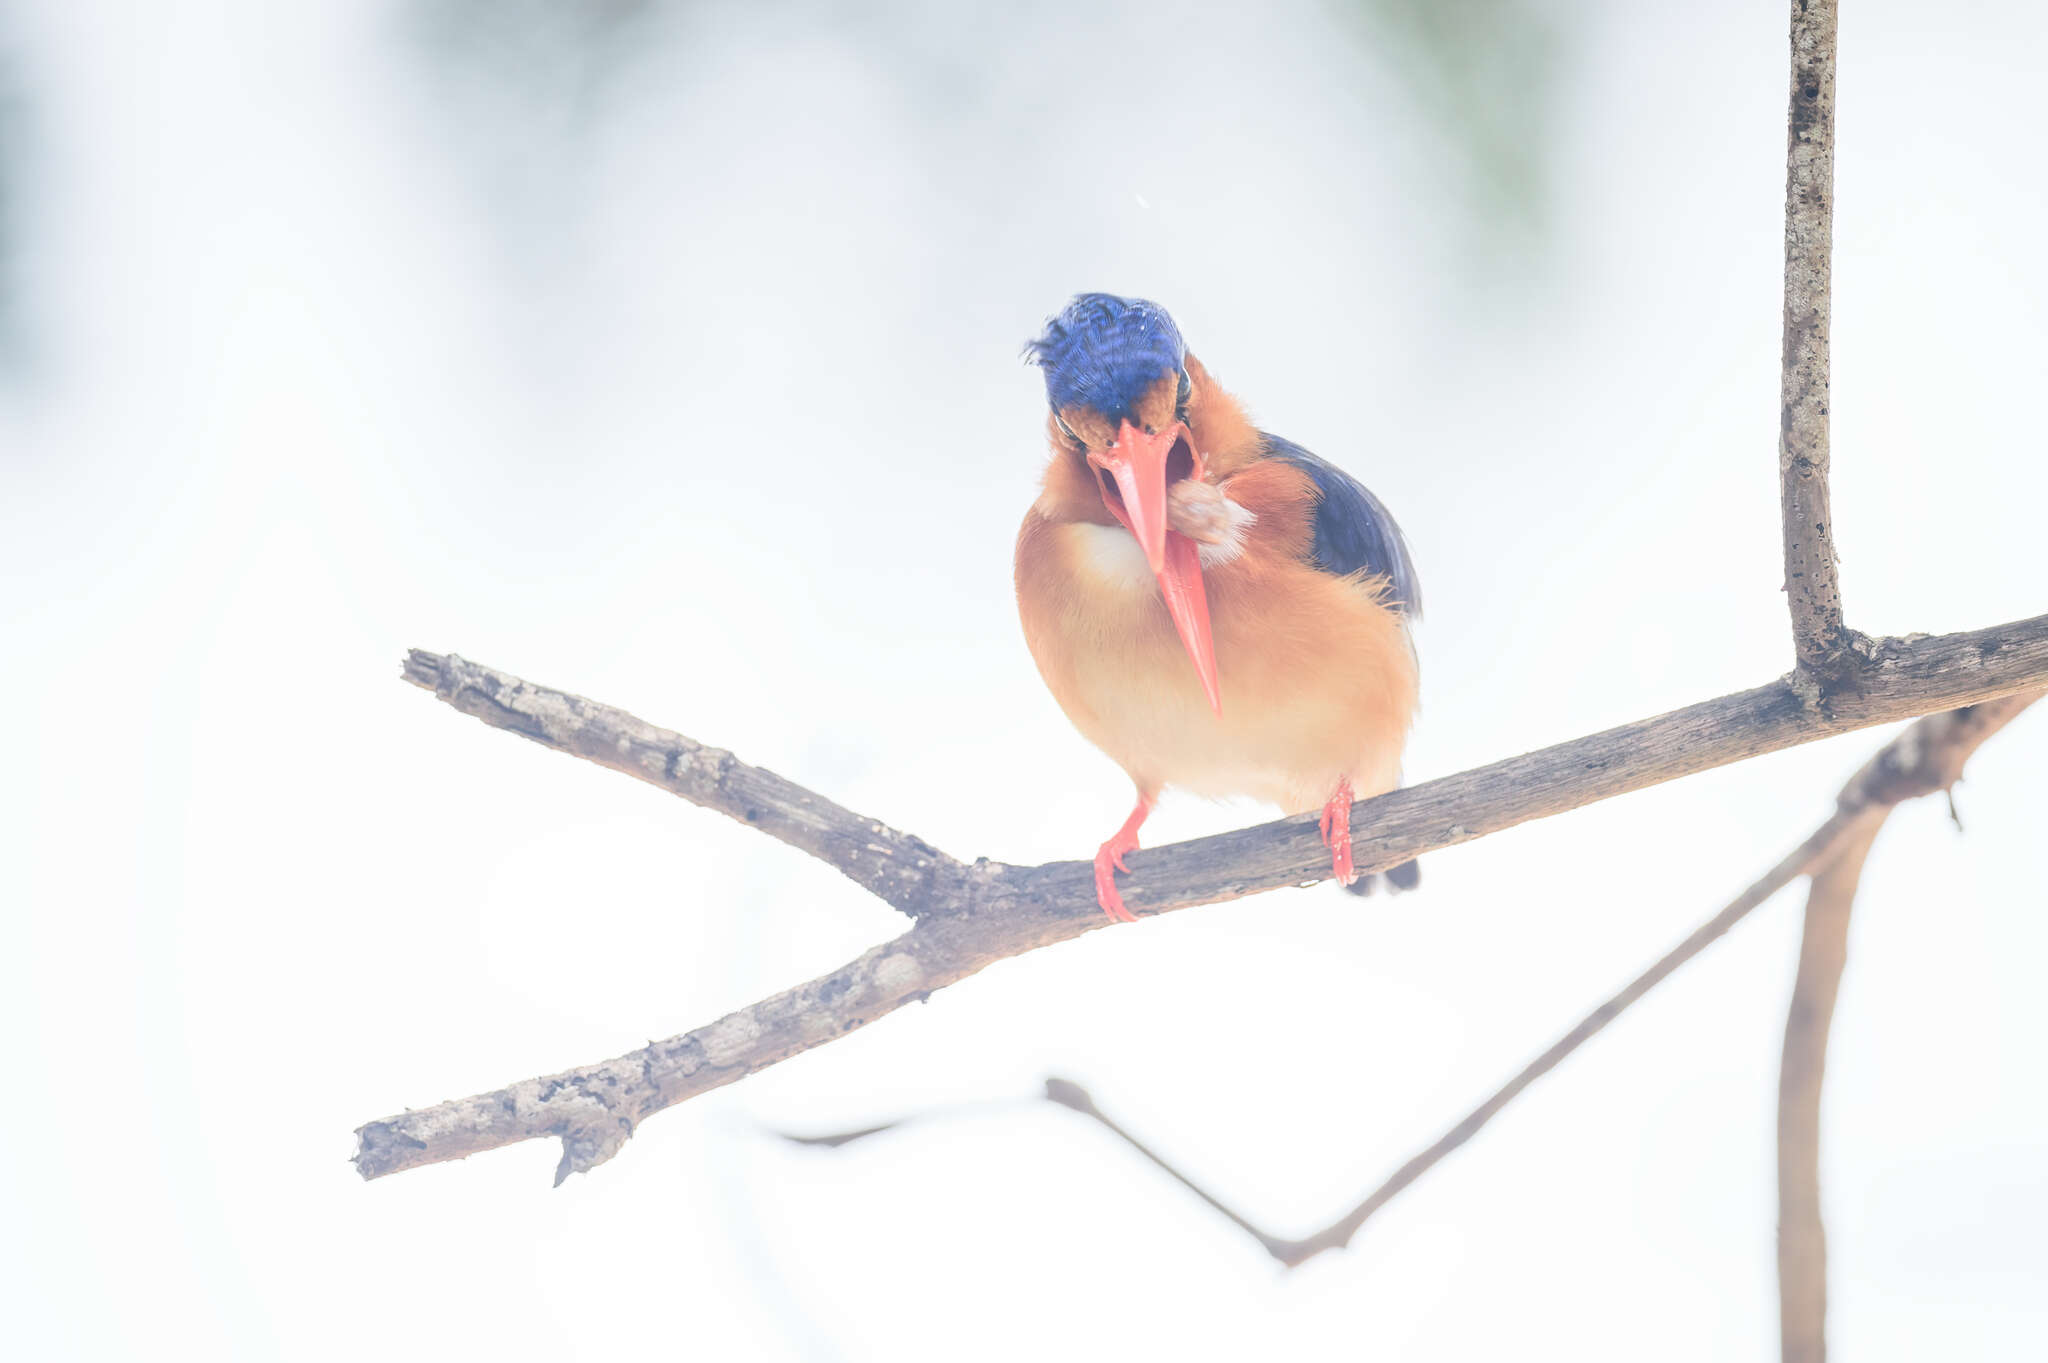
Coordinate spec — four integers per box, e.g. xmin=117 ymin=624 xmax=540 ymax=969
xmin=1262 ymin=435 xmax=1421 ymax=617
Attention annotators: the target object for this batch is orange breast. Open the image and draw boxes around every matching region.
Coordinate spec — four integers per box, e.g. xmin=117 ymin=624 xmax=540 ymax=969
xmin=1016 ymin=474 xmax=1417 ymax=813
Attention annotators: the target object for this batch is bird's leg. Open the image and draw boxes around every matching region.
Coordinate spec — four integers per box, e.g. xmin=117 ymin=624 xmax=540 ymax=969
xmin=1319 ymin=778 xmax=1359 ymax=886
xmin=1093 ymin=791 xmax=1156 ymax=923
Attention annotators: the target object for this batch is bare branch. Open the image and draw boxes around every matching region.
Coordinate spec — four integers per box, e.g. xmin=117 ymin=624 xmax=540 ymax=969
xmin=831 ymin=696 xmax=2035 ymax=1267
xmin=1828 ymin=692 xmax=2040 ymax=810
xmin=400 ymin=650 xmax=975 ymax=916
xmin=1780 ymin=0 xmax=1846 ymax=680
xmin=1771 ymin=691 xmax=2039 ymax=1359
xmin=1042 ymin=1079 xmax=1299 ymax=1262
xmin=355 ymin=929 xmax=981 ymax=1183
xmin=1033 ymin=814 xmax=1844 ymax=1268
xmin=359 ymin=632 xmax=2048 ymax=1183
xmin=406 ymin=617 xmax=2048 ymax=926
xmin=1777 ymin=818 xmax=1877 ymax=1363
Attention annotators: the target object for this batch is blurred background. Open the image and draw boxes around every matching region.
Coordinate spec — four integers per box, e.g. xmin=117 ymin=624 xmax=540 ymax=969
xmin=2 ymin=0 xmax=2044 ymax=1357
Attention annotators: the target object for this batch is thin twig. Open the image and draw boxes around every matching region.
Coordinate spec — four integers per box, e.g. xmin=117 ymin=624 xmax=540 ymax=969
xmin=357 ymin=639 xmax=2048 ymax=1183
xmin=1779 ymin=0 xmax=1846 ymax=681
xmin=1041 ymin=1079 xmax=1298 ymax=1262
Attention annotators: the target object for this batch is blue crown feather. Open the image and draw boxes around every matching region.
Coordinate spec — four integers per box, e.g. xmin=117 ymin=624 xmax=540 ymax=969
xmin=1025 ymin=293 xmax=1186 ymax=421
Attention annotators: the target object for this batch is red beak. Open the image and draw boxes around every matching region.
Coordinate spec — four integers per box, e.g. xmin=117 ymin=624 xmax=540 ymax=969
xmin=1090 ymin=420 xmax=1222 ymax=715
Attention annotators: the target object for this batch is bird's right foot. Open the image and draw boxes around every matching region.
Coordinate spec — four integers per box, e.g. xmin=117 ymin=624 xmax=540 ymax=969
xmin=1319 ymin=778 xmax=1359 ymax=886
xmin=1093 ymin=838 xmax=1140 ymax=923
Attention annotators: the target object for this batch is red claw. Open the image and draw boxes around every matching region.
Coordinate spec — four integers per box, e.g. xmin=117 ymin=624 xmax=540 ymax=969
xmin=1319 ymin=778 xmax=1358 ymax=886
xmin=1092 ymin=792 xmax=1155 ymax=922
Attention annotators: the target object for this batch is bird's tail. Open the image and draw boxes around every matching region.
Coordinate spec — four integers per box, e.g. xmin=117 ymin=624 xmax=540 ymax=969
xmin=1345 ymin=857 xmax=1420 ymax=897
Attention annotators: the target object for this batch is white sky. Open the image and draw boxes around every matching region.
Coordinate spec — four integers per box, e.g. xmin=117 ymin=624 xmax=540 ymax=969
xmin=2 ymin=1 xmax=2044 ymax=1358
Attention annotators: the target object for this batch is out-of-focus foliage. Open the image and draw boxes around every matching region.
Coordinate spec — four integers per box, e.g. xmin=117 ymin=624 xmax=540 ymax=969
xmin=406 ymin=0 xmax=659 ymax=100
xmin=400 ymin=0 xmax=662 ymax=234
xmin=399 ymin=0 xmax=1558 ymax=251
xmin=1339 ymin=0 xmax=1558 ymax=236
xmin=0 ymin=39 xmax=29 ymax=377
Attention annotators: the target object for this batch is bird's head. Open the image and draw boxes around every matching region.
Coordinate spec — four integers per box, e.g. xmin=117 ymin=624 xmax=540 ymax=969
xmin=1026 ymin=294 xmax=1201 ymax=572
xmin=1026 ymin=293 xmax=1220 ymax=712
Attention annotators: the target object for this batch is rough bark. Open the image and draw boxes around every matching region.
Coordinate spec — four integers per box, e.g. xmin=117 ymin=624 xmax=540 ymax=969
xmin=1780 ymin=0 xmax=1846 ymax=682
xmin=784 ymin=695 xmax=2038 ymax=1267
xmin=1773 ymin=693 xmax=2040 ymax=1359
xmin=357 ymin=639 xmax=2048 ymax=1183
xmin=398 ymin=651 xmax=976 ymax=918
xmin=1776 ymin=820 xmax=1875 ymax=1363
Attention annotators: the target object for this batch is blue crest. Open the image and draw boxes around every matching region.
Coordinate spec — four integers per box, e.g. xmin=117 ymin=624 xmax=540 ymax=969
xmin=1025 ymin=293 xmax=1187 ymax=422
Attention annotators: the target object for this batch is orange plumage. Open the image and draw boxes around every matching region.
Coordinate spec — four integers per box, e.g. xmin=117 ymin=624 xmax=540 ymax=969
xmin=1015 ymin=296 xmax=1421 ymax=920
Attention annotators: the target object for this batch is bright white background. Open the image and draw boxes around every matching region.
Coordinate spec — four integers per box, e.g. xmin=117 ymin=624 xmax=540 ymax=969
xmin=2 ymin=1 xmax=2043 ymax=1358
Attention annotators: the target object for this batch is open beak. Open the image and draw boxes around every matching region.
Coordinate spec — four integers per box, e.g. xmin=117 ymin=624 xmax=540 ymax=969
xmin=1089 ymin=420 xmax=1222 ymax=715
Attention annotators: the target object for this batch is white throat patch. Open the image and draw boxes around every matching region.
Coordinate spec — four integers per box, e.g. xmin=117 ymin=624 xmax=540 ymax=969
xmin=1071 ymin=522 xmax=1156 ymax=591
xmin=1069 ymin=502 xmax=1257 ymax=590
xmin=1198 ymin=499 xmax=1257 ymax=568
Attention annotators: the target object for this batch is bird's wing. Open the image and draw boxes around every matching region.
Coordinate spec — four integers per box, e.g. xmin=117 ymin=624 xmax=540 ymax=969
xmin=1261 ymin=435 xmax=1422 ymax=619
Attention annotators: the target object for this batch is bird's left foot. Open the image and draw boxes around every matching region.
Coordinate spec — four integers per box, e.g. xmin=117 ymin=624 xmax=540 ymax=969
xmin=1319 ymin=779 xmax=1358 ymax=886
xmin=1092 ymin=792 xmax=1156 ymax=922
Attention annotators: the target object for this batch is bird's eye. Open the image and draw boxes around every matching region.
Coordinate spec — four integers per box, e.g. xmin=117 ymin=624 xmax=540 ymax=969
xmin=1175 ymin=369 xmax=1192 ymax=411
xmin=1053 ymin=413 xmax=1080 ymax=445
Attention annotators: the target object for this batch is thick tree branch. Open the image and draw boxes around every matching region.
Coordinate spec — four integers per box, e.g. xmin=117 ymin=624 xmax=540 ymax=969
xmin=1780 ymin=0 xmax=1846 ymax=681
xmin=358 ymin=633 xmax=2048 ymax=1182
xmin=403 ymin=616 xmax=2048 ymax=927
xmin=812 ymin=695 xmax=2033 ymax=1267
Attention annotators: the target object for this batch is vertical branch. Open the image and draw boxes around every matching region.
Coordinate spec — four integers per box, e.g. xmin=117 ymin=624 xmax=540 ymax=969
xmin=1780 ymin=0 xmax=1847 ymax=681
xmin=1776 ymin=810 xmax=1881 ymax=1363
xmin=1779 ymin=6 xmax=1851 ymax=1327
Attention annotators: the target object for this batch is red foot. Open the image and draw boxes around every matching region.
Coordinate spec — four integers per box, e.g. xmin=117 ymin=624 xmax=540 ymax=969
xmin=1092 ymin=793 xmax=1155 ymax=923
xmin=1319 ymin=779 xmax=1358 ymax=886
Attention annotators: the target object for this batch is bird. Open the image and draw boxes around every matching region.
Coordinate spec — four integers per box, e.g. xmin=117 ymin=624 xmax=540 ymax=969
xmin=1013 ymin=293 xmax=1422 ymax=922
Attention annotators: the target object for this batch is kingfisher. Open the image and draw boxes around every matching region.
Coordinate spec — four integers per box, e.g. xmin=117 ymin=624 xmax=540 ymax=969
xmin=1014 ymin=293 xmax=1421 ymax=922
